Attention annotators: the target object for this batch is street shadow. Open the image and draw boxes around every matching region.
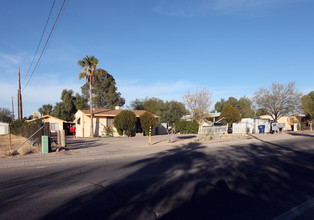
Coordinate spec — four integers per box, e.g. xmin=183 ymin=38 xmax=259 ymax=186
xmin=287 ymin=132 xmax=314 ymax=138
xmin=65 ymin=138 xmax=106 ymax=150
xmin=41 ymin=137 xmax=314 ymax=220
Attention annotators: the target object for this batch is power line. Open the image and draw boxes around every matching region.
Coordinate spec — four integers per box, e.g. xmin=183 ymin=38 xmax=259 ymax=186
xmin=23 ymin=0 xmax=67 ymax=92
xmin=22 ymin=0 xmax=56 ymax=85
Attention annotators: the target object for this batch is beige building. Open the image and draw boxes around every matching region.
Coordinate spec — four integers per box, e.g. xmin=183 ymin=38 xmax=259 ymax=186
xmin=74 ymin=108 xmax=156 ymax=137
xmin=259 ymin=115 xmax=303 ymax=131
xmin=27 ymin=115 xmax=68 ymax=132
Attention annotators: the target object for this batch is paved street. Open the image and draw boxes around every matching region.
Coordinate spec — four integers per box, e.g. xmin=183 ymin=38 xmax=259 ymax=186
xmin=0 ymin=132 xmax=314 ymax=219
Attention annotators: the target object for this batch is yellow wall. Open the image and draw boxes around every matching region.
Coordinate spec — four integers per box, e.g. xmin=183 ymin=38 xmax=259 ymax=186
xmin=74 ymin=111 xmax=121 ymax=137
xmin=44 ymin=117 xmax=64 ymax=132
xmin=259 ymin=115 xmax=301 ymax=131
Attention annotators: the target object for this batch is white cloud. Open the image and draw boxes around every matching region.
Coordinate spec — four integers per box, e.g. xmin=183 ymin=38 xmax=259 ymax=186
xmin=0 ymin=52 xmax=30 ymax=75
xmin=153 ymin=0 xmax=303 ymax=16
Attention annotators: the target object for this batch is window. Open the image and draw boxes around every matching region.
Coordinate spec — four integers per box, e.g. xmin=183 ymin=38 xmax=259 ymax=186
xmin=107 ymin=118 xmax=114 ymax=126
xmin=51 ymin=123 xmax=58 ymax=131
xmin=77 ymin=117 xmax=81 ymax=125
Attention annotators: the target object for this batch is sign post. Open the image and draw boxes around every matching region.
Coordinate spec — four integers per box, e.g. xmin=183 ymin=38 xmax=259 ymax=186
xmin=149 ymin=126 xmax=151 ymax=145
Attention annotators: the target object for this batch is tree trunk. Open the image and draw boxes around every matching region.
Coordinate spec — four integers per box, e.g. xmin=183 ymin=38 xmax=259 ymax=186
xmin=89 ymin=79 xmax=94 ymax=137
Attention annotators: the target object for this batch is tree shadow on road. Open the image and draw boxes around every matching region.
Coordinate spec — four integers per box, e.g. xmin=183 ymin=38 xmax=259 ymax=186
xmin=42 ymin=137 xmax=314 ymax=220
xmin=286 ymin=131 xmax=314 ymax=138
xmin=66 ymin=138 xmax=106 ymax=150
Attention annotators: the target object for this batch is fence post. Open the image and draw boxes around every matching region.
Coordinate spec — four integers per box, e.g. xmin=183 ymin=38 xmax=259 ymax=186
xmin=9 ymin=122 xmax=12 ymax=152
xmin=60 ymin=130 xmax=66 ymax=147
xmin=57 ymin=130 xmax=61 ymax=146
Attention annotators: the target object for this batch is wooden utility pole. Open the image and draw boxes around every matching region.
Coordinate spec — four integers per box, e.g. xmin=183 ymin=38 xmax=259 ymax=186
xmin=17 ymin=68 xmax=23 ymax=120
xmin=11 ymin=97 xmax=15 ymax=121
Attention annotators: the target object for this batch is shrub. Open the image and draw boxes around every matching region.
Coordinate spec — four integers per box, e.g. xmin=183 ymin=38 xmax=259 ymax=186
xmin=175 ymin=121 xmax=199 ymax=134
xmin=219 ymin=104 xmax=241 ymax=125
xmin=113 ymin=110 xmax=137 ymax=136
xmin=104 ymin=126 xmax=113 ymax=136
xmin=140 ymin=112 xmax=158 ymax=135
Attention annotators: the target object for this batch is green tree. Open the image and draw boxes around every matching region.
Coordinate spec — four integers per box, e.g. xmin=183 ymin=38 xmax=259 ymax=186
xmin=219 ymin=104 xmax=241 ymax=125
xmin=0 ymin=107 xmax=12 ymax=122
xmin=78 ymin=55 xmax=99 ymax=137
xmin=253 ymin=81 xmax=302 ymax=122
xmin=215 ymin=97 xmax=239 ymax=112
xmin=140 ymin=112 xmax=158 ymax=135
xmin=113 ymin=110 xmax=137 ymax=136
xmin=38 ymin=104 xmax=53 ymax=115
xmin=238 ymin=97 xmax=255 ymax=118
xmin=52 ymin=89 xmax=79 ymax=121
xmin=215 ymin=96 xmax=254 ymax=118
xmin=129 ymin=97 xmax=164 ymax=114
xmin=81 ymin=68 xmax=125 ymax=109
xmin=129 ymin=98 xmax=145 ymax=110
xmin=74 ymin=93 xmax=88 ymax=110
xmin=158 ymin=101 xmax=188 ymax=126
xmin=302 ymin=91 xmax=314 ymax=119
xmin=255 ymin=108 xmax=269 ymax=117
xmin=143 ymin=98 xmax=163 ymax=115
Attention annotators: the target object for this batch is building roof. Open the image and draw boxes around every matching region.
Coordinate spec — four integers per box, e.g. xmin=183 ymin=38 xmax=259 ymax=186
xmin=78 ymin=109 xmax=158 ymax=118
xmin=26 ymin=115 xmax=67 ymax=123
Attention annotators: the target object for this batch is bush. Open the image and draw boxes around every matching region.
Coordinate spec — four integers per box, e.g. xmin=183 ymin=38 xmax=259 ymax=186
xmin=219 ymin=104 xmax=241 ymax=125
xmin=140 ymin=112 xmax=158 ymax=135
xmin=10 ymin=119 xmax=44 ymax=137
xmin=175 ymin=121 xmax=199 ymax=134
xmin=113 ymin=110 xmax=137 ymax=136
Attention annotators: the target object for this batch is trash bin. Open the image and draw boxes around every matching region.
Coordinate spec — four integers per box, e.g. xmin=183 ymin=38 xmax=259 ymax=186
xmin=258 ymin=125 xmax=265 ymax=133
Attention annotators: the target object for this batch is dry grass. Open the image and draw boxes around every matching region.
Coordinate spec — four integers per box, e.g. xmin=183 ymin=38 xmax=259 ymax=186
xmin=0 ymin=134 xmax=41 ymax=158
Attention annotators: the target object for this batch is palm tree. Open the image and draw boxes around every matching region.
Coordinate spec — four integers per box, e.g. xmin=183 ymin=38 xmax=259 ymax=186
xmin=78 ymin=55 xmax=99 ymax=137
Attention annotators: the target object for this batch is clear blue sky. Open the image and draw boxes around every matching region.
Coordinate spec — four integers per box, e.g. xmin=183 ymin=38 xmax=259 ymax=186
xmin=0 ymin=0 xmax=313 ymax=117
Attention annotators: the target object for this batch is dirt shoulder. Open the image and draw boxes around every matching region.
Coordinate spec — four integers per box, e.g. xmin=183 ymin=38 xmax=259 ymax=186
xmin=0 ymin=131 xmax=313 ymax=169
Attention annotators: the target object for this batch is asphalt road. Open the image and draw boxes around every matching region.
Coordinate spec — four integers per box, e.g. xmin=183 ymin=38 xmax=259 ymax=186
xmin=0 ymin=132 xmax=314 ymax=220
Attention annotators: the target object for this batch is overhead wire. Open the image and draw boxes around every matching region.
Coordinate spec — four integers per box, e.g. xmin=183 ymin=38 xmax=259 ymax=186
xmin=22 ymin=0 xmax=56 ymax=85
xmin=23 ymin=0 xmax=67 ymax=92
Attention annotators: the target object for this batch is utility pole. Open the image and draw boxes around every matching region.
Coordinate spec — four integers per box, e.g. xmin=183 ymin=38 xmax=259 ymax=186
xmin=17 ymin=67 xmax=23 ymax=120
xmin=11 ymin=96 xmax=15 ymax=121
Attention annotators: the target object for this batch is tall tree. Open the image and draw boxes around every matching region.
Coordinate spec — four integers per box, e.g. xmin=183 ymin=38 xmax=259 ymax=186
xmin=158 ymin=101 xmax=188 ymax=126
xmin=238 ymin=97 xmax=255 ymax=118
xmin=78 ymin=55 xmax=99 ymax=137
xmin=129 ymin=98 xmax=145 ymax=110
xmin=255 ymin=108 xmax=269 ymax=116
xmin=182 ymin=88 xmax=212 ymax=120
xmin=52 ymin=89 xmax=78 ymax=121
xmin=215 ymin=97 xmax=240 ymax=112
xmin=0 ymin=107 xmax=12 ymax=122
xmin=253 ymin=81 xmax=302 ymax=122
xmin=74 ymin=93 xmax=88 ymax=110
xmin=302 ymin=91 xmax=314 ymax=119
xmin=143 ymin=98 xmax=164 ymax=115
xmin=38 ymin=104 xmax=53 ymax=116
xmin=215 ymin=97 xmax=256 ymax=118
xmin=129 ymin=97 xmax=163 ymax=114
xmin=81 ymin=68 xmax=125 ymax=109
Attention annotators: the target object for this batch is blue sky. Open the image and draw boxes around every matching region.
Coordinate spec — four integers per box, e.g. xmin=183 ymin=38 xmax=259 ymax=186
xmin=0 ymin=0 xmax=313 ymax=117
